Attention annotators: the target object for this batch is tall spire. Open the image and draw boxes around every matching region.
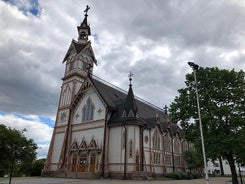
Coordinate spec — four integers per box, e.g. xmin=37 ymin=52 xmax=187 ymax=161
xmin=77 ymin=5 xmax=91 ymax=43
xmin=128 ymin=71 xmax=133 ymax=87
xmin=123 ymin=72 xmax=138 ymax=118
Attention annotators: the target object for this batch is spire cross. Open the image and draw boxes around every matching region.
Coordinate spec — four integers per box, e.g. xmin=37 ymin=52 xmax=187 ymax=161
xmin=128 ymin=71 xmax=134 ymax=86
xmin=84 ymin=5 xmax=90 ymax=16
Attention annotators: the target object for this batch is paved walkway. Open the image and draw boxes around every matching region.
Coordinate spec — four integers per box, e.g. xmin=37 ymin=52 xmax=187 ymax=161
xmin=0 ymin=177 xmax=233 ymax=184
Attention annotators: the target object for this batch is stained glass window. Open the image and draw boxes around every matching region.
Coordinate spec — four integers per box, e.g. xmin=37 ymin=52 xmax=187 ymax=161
xmin=82 ymin=97 xmax=95 ymax=121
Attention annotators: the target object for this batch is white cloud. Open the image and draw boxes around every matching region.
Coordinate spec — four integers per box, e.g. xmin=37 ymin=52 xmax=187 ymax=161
xmin=0 ymin=114 xmax=53 ymax=158
xmin=37 ymin=143 xmax=50 ymax=159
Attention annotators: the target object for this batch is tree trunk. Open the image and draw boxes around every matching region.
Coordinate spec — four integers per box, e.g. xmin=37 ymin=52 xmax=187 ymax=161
xmin=226 ymin=153 xmax=238 ymax=184
xmin=9 ymin=158 xmax=14 ymax=184
xmin=218 ymin=156 xmax=224 ymax=176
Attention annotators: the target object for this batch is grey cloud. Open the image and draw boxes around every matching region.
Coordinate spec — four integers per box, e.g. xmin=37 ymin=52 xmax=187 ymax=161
xmin=91 ymin=1 xmax=245 ymax=50
xmin=0 ymin=0 xmax=245 ymax=118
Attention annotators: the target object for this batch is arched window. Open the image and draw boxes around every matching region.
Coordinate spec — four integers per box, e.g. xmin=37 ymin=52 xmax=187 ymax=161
xmin=82 ymin=97 xmax=95 ymax=121
xmin=164 ymin=134 xmax=171 ymax=152
xmin=153 ymin=130 xmax=161 ymax=164
xmin=153 ymin=131 xmax=160 ymax=149
xmin=174 ymin=136 xmax=181 ymax=154
xmin=61 ymin=85 xmax=71 ymax=106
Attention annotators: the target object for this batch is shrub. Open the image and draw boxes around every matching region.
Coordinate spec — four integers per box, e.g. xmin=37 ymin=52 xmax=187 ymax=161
xmin=165 ymin=172 xmax=182 ymax=180
xmin=165 ymin=172 xmax=194 ymax=180
xmin=30 ymin=158 xmax=46 ymax=176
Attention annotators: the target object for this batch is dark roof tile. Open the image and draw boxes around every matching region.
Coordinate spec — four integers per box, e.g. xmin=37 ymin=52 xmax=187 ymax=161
xmin=91 ymin=78 xmax=169 ymax=128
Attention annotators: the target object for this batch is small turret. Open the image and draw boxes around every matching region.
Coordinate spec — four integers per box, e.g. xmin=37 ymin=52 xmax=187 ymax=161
xmin=123 ymin=72 xmax=138 ymax=118
xmin=77 ymin=5 xmax=91 ymax=43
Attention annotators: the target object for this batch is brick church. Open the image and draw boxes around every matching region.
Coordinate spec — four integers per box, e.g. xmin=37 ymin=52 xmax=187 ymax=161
xmin=42 ymin=6 xmax=190 ymax=179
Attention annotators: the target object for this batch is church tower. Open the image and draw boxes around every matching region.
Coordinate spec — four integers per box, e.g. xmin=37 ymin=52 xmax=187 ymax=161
xmin=43 ymin=5 xmax=97 ymax=172
xmin=58 ymin=5 xmax=96 ymax=126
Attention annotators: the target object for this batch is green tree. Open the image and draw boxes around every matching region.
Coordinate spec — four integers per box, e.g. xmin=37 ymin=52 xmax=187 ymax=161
xmin=0 ymin=124 xmax=38 ymax=179
xmin=30 ymin=158 xmax=46 ymax=176
xmin=236 ymin=127 xmax=245 ymax=165
xmin=170 ymin=67 xmax=245 ymax=184
xmin=182 ymin=148 xmax=203 ymax=174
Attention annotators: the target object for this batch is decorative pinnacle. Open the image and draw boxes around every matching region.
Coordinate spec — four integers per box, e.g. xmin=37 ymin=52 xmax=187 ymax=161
xmin=84 ymin=5 xmax=90 ymax=17
xmin=86 ymin=63 xmax=93 ymax=77
xmin=163 ymin=105 xmax=168 ymax=115
xmin=128 ymin=71 xmax=134 ymax=86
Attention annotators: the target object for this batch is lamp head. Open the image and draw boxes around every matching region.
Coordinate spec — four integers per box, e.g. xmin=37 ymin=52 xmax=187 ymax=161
xmin=187 ymin=62 xmax=199 ymax=71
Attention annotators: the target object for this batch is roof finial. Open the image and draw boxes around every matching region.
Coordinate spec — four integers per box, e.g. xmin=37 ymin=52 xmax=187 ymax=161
xmin=128 ymin=71 xmax=134 ymax=86
xmin=164 ymin=105 xmax=168 ymax=115
xmin=84 ymin=5 xmax=90 ymax=17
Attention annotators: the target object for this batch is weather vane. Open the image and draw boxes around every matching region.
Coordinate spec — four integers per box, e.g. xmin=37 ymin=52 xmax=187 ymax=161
xmin=128 ymin=71 xmax=134 ymax=85
xmin=84 ymin=5 xmax=90 ymax=16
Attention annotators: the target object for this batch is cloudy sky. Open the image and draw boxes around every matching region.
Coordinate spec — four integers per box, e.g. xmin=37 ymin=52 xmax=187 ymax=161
xmin=0 ymin=0 xmax=245 ymax=158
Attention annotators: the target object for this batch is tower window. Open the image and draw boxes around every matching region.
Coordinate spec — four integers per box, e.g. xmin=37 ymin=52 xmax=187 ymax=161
xmin=79 ymin=31 xmax=87 ymax=40
xmin=69 ymin=62 xmax=74 ymax=71
xmin=82 ymin=97 xmax=95 ymax=121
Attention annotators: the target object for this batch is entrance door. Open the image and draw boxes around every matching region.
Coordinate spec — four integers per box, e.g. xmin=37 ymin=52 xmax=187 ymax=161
xmin=89 ymin=156 xmax=96 ymax=172
xmin=71 ymin=156 xmax=77 ymax=172
xmin=79 ymin=157 xmax=87 ymax=172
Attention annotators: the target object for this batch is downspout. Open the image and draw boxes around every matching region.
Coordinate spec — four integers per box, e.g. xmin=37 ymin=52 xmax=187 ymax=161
xmin=149 ymin=130 xmax=152 ymax=173
xmin=101 ymin=108 xmax=109 ymax=178
xmin=171 ymin=136 xmax=175 ymax=172
xmin=140 ymin=127 xmax=144 ymax=171
xmin=124 ymin=123 xmax=127 ymax=179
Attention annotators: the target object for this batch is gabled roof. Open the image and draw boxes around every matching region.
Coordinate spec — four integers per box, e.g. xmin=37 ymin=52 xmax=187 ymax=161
xmin=91 ymin=78 xmax=126 ymax=110
xmin=73 ymin=41 xmax=89 ymax=53
xmin=90 ymin=77 xmax=169 ymax=129
xmin=71 ymin=75 xmax=179 ymax=134
xmin=62 ymin=40 xmax=97 ymax=64
xmin=62 ymin=40 xmax=88 ymax=63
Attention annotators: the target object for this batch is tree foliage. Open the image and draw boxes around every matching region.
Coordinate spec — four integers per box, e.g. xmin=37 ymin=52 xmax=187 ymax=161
xmin=30 ymin=158 xmax=46 ymax=176
xmin=0 ymin=124 xmax=38 ymax=177
xmin=169 ymin=67 xmax=245 ymax=184
xmin=182 ymin=148 xmax=203 ymax=173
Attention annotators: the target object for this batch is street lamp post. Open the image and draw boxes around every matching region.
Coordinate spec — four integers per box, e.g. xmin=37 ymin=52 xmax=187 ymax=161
xmin=187 ymin=62 xmax=209 ymax=184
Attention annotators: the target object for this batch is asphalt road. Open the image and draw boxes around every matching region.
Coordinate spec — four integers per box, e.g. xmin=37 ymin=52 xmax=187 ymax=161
xmin=0 ymin=177 xmax=234 ymax=184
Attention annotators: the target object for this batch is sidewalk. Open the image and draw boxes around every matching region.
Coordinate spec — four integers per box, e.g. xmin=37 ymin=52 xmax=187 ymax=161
xmin=0 ymin=177 xmax=232 ymax=184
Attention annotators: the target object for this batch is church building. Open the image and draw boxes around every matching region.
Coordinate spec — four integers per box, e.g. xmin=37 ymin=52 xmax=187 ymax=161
xmin=42 ymin=6 xmax=190 ymax=179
